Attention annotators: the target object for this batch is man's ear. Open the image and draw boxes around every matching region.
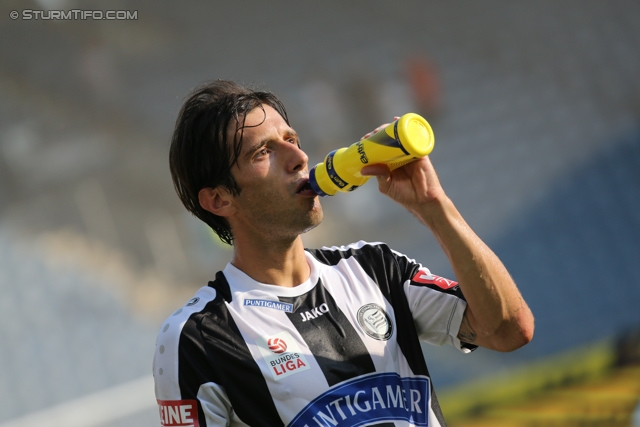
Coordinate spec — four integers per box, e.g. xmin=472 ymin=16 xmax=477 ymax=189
xmin=198 ymin=187 xmax=236 ymax=217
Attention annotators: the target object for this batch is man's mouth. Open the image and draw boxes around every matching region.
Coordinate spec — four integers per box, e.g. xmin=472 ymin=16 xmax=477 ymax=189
xmin=296 ymin=179 xmax=314 ymax=195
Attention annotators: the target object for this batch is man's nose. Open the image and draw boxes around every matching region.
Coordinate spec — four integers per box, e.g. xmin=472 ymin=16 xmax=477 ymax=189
xmin=283 ymin=140 xmax=308 ymax=172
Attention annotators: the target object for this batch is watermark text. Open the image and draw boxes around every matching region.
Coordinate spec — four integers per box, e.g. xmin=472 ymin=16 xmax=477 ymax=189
xmin=10 ymin=10 xmax=138 ymax=21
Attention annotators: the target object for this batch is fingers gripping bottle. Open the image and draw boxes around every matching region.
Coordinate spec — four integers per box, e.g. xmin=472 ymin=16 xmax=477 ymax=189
xmin=308 ymin=113 xmax=435 ymax=196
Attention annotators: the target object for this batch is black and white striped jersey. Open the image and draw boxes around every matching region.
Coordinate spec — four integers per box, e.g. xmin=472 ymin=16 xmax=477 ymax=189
xmin=153 ymin=241 xmax=475 ymax=427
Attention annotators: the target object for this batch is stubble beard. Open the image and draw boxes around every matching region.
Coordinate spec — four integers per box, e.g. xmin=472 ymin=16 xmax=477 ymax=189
xmin=242 ymin=192 xmax=324 ymax=244
xmin=299 ymin=202 xmax=323 ymax=235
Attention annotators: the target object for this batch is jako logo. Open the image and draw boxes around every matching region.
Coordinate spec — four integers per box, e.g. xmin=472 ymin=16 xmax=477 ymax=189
xmin=268 ymin=337 xmax=287 ymax=354
xmin=300 ymin=303 xmax=329 ymax=322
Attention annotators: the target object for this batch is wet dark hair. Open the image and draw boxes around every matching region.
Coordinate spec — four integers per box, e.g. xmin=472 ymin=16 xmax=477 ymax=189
xmin=169 ymin=80 xmax=290 ymax=245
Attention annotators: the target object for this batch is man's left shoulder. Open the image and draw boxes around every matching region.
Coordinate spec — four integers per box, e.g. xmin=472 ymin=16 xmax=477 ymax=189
xmin=307 ymin=241 xmax=419 ymax=285
xmin=306 ymin=240 xmax=392 ymax=262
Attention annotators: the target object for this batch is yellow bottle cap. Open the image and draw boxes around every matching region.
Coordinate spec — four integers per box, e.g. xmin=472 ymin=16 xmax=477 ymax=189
xmin=395 ymin=113 xmax=435 ymax=158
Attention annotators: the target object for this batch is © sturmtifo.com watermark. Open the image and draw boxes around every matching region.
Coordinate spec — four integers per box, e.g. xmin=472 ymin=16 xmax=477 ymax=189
xmin=9 ymin=9 xmax=138 ymax=20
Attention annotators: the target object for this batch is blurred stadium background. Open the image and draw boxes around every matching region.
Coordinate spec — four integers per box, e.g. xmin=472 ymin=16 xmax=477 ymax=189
xmin=0 ymin=0 xmax=639 ymax=425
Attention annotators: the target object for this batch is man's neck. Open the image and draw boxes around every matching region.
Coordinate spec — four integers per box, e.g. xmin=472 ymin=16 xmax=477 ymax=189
xmin=230 ymin=236 xmax=310 ymax=288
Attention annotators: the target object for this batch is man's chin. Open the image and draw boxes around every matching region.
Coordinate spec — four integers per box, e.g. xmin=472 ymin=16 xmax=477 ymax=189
xmin=300 ymin=210 xmax=324 ymax=234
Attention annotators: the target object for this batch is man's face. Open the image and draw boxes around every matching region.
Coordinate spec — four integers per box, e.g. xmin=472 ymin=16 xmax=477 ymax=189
xmin=226 ymin=104 xmax=323 ymax=242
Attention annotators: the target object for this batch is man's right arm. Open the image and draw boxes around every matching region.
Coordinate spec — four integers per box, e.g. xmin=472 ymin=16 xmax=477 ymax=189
xmin=362 ymin=156 xmax=534 ymax=352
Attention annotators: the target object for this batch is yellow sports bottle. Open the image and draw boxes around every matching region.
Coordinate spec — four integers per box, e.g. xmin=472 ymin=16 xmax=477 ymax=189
xmin=309 ymin=113 xmax=435 ymax=196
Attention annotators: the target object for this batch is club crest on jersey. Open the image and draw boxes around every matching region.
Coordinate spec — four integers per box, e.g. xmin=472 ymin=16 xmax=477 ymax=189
xmin=357 ymin=303 xmax=393 ymax=341
xmin=412 ymin=268 xmax=458 ymax=290
xmin=257 ymin=332 xmax=311 ymax=380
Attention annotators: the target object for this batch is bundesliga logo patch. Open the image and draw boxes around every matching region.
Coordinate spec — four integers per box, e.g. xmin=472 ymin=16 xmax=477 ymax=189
xmin=257 ymin=332 xmax=311 ymax=380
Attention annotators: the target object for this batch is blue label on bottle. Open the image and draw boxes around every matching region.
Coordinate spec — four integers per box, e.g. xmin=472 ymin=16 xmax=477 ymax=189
xmin=326 ymin=150 xmax=349 ymax=189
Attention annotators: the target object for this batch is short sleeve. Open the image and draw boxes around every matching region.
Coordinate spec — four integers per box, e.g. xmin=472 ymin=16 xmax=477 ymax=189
xmin=404 ymin=266 xmax=477 ymax=353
